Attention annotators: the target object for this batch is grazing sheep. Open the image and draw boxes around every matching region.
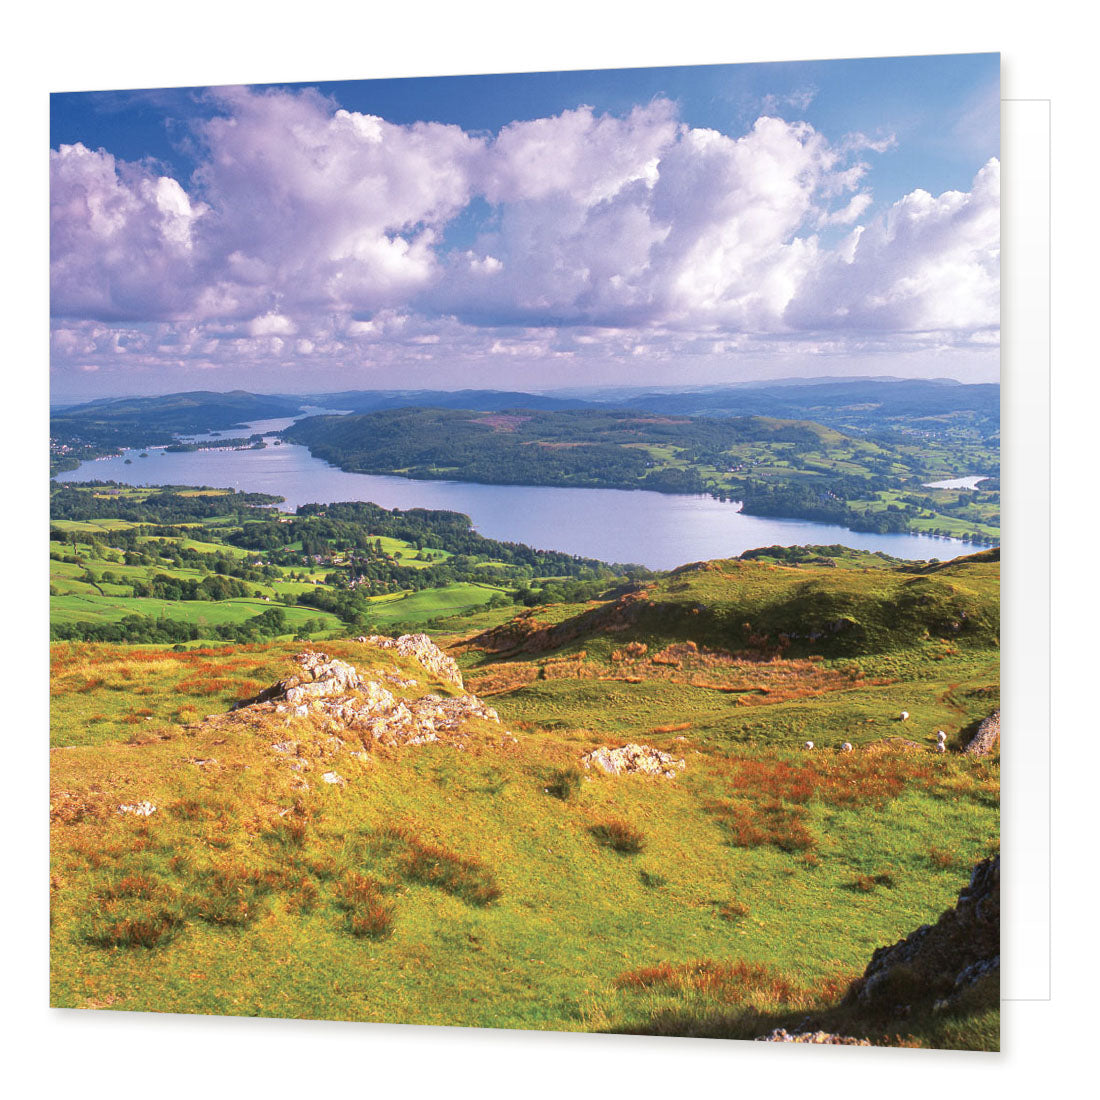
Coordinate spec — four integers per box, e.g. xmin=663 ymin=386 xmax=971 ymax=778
xmin=936 ymin=730 xmax=947 ymax=743
xmin=840 ymin=742 xmax=853 ymax=753
xmin=899 ymin=711 xmax=910 ymax=721
xmin=803 ymin=741 xmax=814 ymax=750
xmin=935 ymin=742 xmax=947 ymax=754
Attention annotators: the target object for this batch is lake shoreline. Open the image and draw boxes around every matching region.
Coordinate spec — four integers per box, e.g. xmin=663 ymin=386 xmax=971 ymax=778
xmin=54 ymin=435 xmax=996 ymax=570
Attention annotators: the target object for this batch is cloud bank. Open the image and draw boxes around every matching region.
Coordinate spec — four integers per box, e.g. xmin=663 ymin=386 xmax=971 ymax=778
xmin=50 ymin=86 xmax=999 ymax=386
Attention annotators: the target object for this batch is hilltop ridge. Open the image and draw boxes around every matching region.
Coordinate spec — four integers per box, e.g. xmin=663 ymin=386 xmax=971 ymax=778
xmin=464 ymin=549 xmax=999 ymax=661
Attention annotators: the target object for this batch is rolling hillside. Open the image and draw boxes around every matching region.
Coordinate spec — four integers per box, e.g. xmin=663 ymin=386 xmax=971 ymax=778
xmin=50 ymin=549 xmax=999 ymax=1047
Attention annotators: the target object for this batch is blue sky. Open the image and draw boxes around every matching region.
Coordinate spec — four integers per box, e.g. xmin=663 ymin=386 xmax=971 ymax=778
xmin=50 ymin=53 xmax=1000 ymax=398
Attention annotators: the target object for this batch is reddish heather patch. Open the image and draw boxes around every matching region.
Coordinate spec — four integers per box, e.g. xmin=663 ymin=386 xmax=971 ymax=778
xmin=471 ymin=414 xmax=533 ymax=432
xmin=615 ymin=959 xmax=846 ymax=1007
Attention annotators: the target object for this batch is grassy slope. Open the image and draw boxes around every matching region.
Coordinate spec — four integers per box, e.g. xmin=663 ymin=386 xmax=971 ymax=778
xmin=50 ymin=555 xmax=999 ymax=1048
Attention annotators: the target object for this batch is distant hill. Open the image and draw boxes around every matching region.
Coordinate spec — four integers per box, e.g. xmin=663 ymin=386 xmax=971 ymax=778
xmin=49 ymin=391 xmax=308 ymax=460
xmin=467 ymin=548 xmax=1000 ymax=661
xmin=54 ymin=389 xmax=305 ymax=433
xmin=52 ymin=378 xmax=999 ymax=440
xmin=597 ymin=379 xmax=1000 ymax=437
xmin=295 ymin=379 xmax=998 ymax=434
xmin=296 ymin=388 xmax=593 ymax=414
xmin=291 ymin=379 xmax=999 ymax=443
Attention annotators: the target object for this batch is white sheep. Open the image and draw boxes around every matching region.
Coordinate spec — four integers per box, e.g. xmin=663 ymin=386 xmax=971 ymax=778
xmin=936 ymin=730 xmax=947 ymax=743
xmin=803 ymin=741 xmax=814 ymax=750
xmin=840 ymin=742 xmax=853 ymax=753
xmin=899 ymin=711 xmax=910 ymax=721
xmin=935 ymin=742 xmax=946 ymax=754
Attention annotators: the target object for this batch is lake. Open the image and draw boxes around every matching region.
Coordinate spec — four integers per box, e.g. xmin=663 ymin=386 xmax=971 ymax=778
xmin=56 ymin=432 xmax=992 ymax=570
xmin=922 ymin=476 xmax=990 ymax=491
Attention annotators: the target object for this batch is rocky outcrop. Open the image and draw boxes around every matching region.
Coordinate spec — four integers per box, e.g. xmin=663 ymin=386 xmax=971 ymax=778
xmin=582 ymin=742 xmax=685 ymax=779
xmin=236 ymin=650 xmax=504 ymax=752
xmin=755 ymin=1029 xmax=871 ymax=1046
xmin=965 ymin=710 xmax=1000 ymax=756
xmin=347 ymin=692 xmax=501 ymax=747
xmin=359 ymin=633 xmax=464 ymax=689
xmin=844 ymin=856 xmax=999 ymax=1013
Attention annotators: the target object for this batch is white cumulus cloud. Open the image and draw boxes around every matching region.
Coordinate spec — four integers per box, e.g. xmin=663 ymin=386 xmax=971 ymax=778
xmin=50 ymin=86 xmax=1000 ymax=383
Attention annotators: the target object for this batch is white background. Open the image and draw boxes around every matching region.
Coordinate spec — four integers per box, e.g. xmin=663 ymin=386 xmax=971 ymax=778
xmin=3 ymin=2 xmax=1089 ymax=1095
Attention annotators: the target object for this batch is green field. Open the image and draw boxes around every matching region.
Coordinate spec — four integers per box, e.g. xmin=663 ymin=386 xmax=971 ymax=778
xmin=49 ymin=484 xmax=619 ymax=647
xmin=364 ymin=582 xmax=506 ymax=626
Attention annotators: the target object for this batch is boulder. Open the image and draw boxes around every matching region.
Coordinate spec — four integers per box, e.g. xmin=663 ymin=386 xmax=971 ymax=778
xmin=844 ymin=856 xmax=999 ymax=1014
xmin=965 ymin=710 xmax=1000 ymax=756
xmin=581 ymin=742 xmax=685 ymax=779
xmin=117 ymin=801 xmax=156 ymax=817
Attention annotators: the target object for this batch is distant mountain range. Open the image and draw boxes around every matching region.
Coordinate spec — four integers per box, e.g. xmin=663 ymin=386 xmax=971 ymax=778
xmin=51 ymin=377 xmax=1000 ymax=445
xmin=296 ymin=378 xmax=999 ymax=437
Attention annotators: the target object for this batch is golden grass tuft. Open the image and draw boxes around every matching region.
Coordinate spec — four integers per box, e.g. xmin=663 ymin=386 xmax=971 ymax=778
xmin=335 ymin=872 xmax=394 ymax=938
xmin=590 ymin=819 xmax=646 ymax=854
xmin=376 ymin=826 xmax=502 ymax=906
xmin=81 ymin=874 xmax=185 ymax=949
xmin=615 ymin=958 xmax=848 ymax=1010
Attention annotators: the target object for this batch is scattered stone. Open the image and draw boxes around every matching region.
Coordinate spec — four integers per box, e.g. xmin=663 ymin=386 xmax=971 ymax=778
xmin=965 ymin=710 xmax=1000 ymax=756
xmin=755 ymin=1029 xmax=872 ymax=1046
xmin=117 ymin=801 xmax=156 ymax=817
xmin=187 ymin=758 xmax=218 ymax=767
xmin=581 ymin=742 xmax=685 ymax=779
xmin=322 ymin=771 xmax=346 ymax=786
xmin=270 ymin=740 xmax=298 ymax=755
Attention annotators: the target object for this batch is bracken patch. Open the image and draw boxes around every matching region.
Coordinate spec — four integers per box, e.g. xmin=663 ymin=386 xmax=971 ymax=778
xmin=377 ymin=827 xmax=502 ymax=907
xmin=615 ymin=959 xmax=845 ymax=1009
xmin=704 ymin=797 xmax=815 ymax=852
xmin=188 ymin=862 xmax=283 ymax=927
xmin=335 ymin=872 xmax=394 ymax=938
xmin=82 ymin=874 xmax=185 ymax=949
xmin=590 ymin=819 xmax=647 ymax=854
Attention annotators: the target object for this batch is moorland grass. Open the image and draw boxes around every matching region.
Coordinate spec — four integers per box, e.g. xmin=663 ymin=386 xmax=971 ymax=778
xmin=50 ymin=559 xmax=999 ymax=1047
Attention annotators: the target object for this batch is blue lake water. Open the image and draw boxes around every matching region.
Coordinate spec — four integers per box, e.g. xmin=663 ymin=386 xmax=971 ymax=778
xmin=56 ymin=431 xmax=992 ymax=571
xmin=922 ymin=476 xmax=990 ymax=491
